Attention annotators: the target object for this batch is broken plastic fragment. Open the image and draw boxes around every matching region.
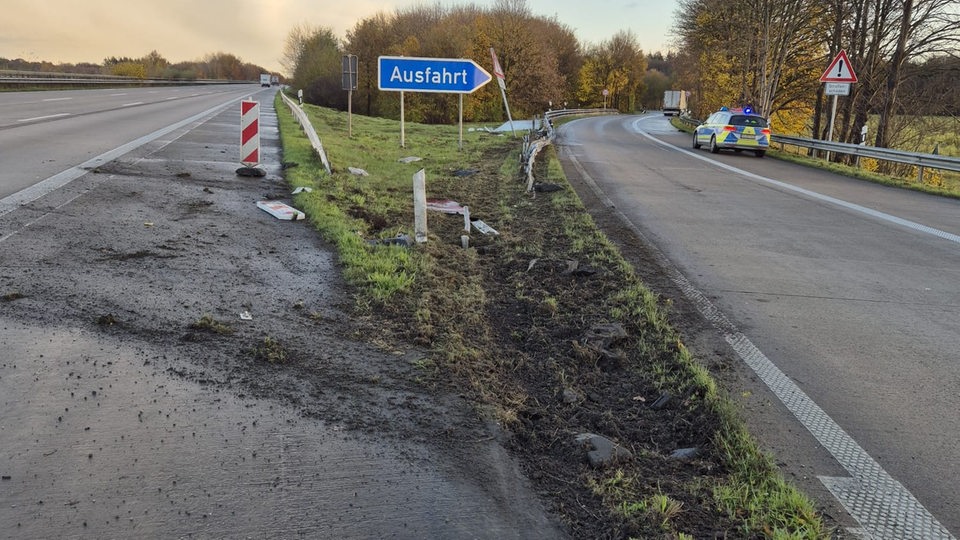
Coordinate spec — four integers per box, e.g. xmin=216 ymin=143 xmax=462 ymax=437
xmin=397 ymin=156 xmax=422 ymax=163
xmin=257 ymin=200 xmax=305 ymax=220
xmin=348 ymin=167 xmax=369 ymax=176
xmin=426 ymin=199 xmax=465 ymax=214
xmin=291 ymin=186 xmax=313 ymax=194
xmin=471 ymin=219 xmax=499 ymax=235
xmin=239 ymin=311 xmax=253 ymax=321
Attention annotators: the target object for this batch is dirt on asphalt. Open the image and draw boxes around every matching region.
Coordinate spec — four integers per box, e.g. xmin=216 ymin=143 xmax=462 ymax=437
xmin=0 ymin=96 xmax=563 ymax=538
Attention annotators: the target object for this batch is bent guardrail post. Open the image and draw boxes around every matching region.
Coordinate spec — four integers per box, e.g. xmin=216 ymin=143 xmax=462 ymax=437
xmin=280 ymin=91 xmax=332 ymax=176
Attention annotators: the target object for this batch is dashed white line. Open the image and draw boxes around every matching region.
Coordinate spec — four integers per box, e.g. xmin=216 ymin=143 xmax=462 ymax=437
xmin=17 ymin=113 xmax=71 ymax=123
xmin=122 ymin=102 xmax=144 ymax=107
xmin=42 ymin=97 xmax=73 ymax=102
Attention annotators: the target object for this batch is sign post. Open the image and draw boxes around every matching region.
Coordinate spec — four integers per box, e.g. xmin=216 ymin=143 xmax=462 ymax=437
xmin=342 ymin=54 xmax=358 ymax=137
xmin=490 ymin=48 xmax=515 ymax=136
xmin=819 ymin=50 xmax=858 ymax=160
xmin=378 ymin=56 xmax=491 ymax=150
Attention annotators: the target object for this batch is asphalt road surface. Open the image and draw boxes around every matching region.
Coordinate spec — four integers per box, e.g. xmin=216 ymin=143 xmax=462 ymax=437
xmin=556 ymin=113 xmax=959 ymax=539
xmin=0 ymin=86 xmax=563 ymax=538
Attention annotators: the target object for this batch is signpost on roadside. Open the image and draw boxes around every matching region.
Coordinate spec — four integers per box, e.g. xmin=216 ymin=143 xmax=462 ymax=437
xmin=819 ymin=50 xmax=858 ymax=160
xmin=378 ymin=56 xmax=491 ymax=149
xmin=342 ymin=54 xmax=358 ymax=137
xmin=490 ymin=48 xmax=515 ymax=136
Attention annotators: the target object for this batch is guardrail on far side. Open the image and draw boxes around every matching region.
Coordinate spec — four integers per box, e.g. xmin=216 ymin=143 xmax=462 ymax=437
xmin=674 ymin=114 xmax=959 ymax=182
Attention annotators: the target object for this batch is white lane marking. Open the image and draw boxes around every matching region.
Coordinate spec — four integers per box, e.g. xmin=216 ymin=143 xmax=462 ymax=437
xmin=165 ymin=97 xmax=178 ymax=101
xmin=632 ymin=118 xmax=960 ymax=246
xmin=601 ymin=117 xmax=955 ymax=538
xmin=110 ymin=93 xmax=128 ymax=96
xmin=122 ymin=102 xmax=144 ymax=107
xmin=42 ymin=97 xmax=73 ymax=102
xmin=17 ymin=113 xmax=71 ymax=122
xmin=0 ymin=95 xmax=248 ymax=221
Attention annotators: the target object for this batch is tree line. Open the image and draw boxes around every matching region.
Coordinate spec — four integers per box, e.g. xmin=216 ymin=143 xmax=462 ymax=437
xmin=673 ymin=0 xmax=960 ymax=151
xmin=1 ymin=51 xmax=274 ymax=82
xmin=283 ymin=0 xmax=649 ymax=123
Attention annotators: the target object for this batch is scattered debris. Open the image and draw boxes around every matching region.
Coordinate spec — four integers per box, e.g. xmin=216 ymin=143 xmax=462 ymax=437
xmin=143 ymin=222 xmax=154 ymax=227
xmin=452 ymin=168 xmax=478 ymax=177
xmin=572 ymin=323 xmax=629 ymax=368
xmin=369 ymin=233 xmax=413 ymax=248
xmin=561 ymin=388 xmax=580 ymax=404
xmin=398 ymin=156 xmax=423 ymax=163
xmin=426 ymin=199 xmax=466 ymax=214
xmin=176 ymin=172 xmax=192 ymax=178
xmin=2 ymin=292 xmax=24 ymax=302
xmin=562 ymin=260 xmax=598 ymax=277
xmin=239 ymin=311 xmax=253 ymax=321
xmin=669 ymin=447 xmax=699 ymax=460
xmin=471 ymin=219 xmax=498 ymax=235
xmin=257 ymin=200 xmax=305 ymax=221
xmin=202 ymin=187 xmax=214 ymax=194
xmin=533 ymin=182 xmax=563 ymax=192
xmin=235 ymin=166 xmax=266 ymax=177
xmin=291 ymin=186 xmax=313 ymax=194
xmin=575 ymin=433 xmax=633 ymax=468
xmin=650 ymin=392 xmax=672 ymax=410
xmin=348 ymin=167 xmax=369 ymax=176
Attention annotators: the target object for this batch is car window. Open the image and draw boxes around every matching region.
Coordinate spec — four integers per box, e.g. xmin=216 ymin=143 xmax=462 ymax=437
xmin=730 ymin=115 xmax=766 ymax=127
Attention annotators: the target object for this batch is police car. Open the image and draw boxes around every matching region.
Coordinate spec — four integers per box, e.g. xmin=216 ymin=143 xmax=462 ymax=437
xmin=692 ymin=107 xmax=770 ymax=157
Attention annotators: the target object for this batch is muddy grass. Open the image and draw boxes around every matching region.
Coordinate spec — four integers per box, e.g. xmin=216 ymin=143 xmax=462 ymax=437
xmin=342 ymin=141 xmax=785 ymax=539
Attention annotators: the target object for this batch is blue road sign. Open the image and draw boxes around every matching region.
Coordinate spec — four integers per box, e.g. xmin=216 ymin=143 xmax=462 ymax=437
xmin=378 ymin=56 xmax=491 ymax=94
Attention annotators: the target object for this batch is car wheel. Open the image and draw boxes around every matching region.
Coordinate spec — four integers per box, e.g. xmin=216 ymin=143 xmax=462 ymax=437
xmin=709 ymin=136 xmax=720 ymax=154
xmin=692 ymin=132 xmax=701 ymax=149
xmin=755 ymin=149 xmax=766 ymax=157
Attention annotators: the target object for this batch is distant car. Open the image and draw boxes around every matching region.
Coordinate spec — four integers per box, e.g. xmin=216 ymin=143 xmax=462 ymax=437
xmin=692 ymin=107 xmax=770 ymax=157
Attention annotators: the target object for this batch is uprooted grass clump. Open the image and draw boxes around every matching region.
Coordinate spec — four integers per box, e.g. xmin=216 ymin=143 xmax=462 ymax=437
xmin=189 ymin=314 xmax=235 ymax=335
xmin=277 ymin=93 xmax=828 ymax=538
xmin=252 ymin=336 xmax=288 ymax=364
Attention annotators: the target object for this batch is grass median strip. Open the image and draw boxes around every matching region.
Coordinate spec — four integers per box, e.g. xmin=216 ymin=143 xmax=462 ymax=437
xmin=277 ymin=94 xmax=827 ymax=538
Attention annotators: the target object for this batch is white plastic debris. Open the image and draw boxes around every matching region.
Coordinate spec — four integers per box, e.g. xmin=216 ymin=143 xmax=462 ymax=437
xmin=239 ymin=310 xmax=253 ymax=321
xmin=348 ymin=167 xmax=369 ymax=176
xmin=397 ymin=156 xmax=422 ymax=163
xmin=291 ymin=186 xmax=313 ymax=194
xmin=471 ymin=219 xmax=499 ymax=235
xmin=257 ymin=200 xmax=305 ymax=220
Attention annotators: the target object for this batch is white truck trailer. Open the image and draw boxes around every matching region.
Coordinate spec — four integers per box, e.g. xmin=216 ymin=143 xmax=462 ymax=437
xmin=663 ymin=90 xmax=687 ymax=116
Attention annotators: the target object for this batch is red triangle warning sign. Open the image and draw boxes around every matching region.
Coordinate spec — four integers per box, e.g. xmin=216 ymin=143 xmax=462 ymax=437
xmin=820 ymin=50 xmax=858 ymax=83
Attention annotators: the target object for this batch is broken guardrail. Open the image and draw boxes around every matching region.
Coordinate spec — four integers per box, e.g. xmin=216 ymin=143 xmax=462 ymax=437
xmin=521 ymin=108 xmax=618 ymax=192
xmin=280 ymin=91 xmax=332 ymax=176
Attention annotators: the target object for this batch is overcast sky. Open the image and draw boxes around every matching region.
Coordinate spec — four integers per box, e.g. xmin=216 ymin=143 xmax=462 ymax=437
xmin=1 ymin=0 xmax=678 ymax=73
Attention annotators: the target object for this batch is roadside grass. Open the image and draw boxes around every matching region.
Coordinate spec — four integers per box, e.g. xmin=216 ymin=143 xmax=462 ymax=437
xmin=277 ymin=94 xmax=827 ymax=538
xmin=670 ymin=116 xmax=960 ymax=198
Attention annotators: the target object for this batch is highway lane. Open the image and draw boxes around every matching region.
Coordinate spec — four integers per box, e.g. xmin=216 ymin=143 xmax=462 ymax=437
xmin=556 ymin=114 xmax=960 ymax=538
xmin=0 ymin=85 xmax=270 ymax=198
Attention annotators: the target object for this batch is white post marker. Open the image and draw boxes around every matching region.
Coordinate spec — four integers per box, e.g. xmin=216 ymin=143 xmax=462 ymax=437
xmin=413 ymin=168 xmax=427 ymax=243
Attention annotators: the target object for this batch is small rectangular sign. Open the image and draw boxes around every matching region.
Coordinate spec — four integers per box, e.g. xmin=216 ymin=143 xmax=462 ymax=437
xmin=342 ymin=54 xmax=358 ymax=91
xmin=825 ymin=82 xmax=851 ymax=96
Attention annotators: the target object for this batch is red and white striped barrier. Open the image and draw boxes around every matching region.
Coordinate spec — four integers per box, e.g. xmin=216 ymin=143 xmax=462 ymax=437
xmin=240 ymin=100 xmax=260 ymax=167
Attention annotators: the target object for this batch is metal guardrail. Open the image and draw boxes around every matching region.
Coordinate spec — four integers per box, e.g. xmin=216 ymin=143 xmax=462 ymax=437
xmin=280 ymin=91 xmax=332 ymax=176
xmin=518 ymin=108 xmax=618 ymax=191
xmin=0 ymin=69 xmax=247 ymax=86
xmin=674 ymin=114 xmax=960 ymax=180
